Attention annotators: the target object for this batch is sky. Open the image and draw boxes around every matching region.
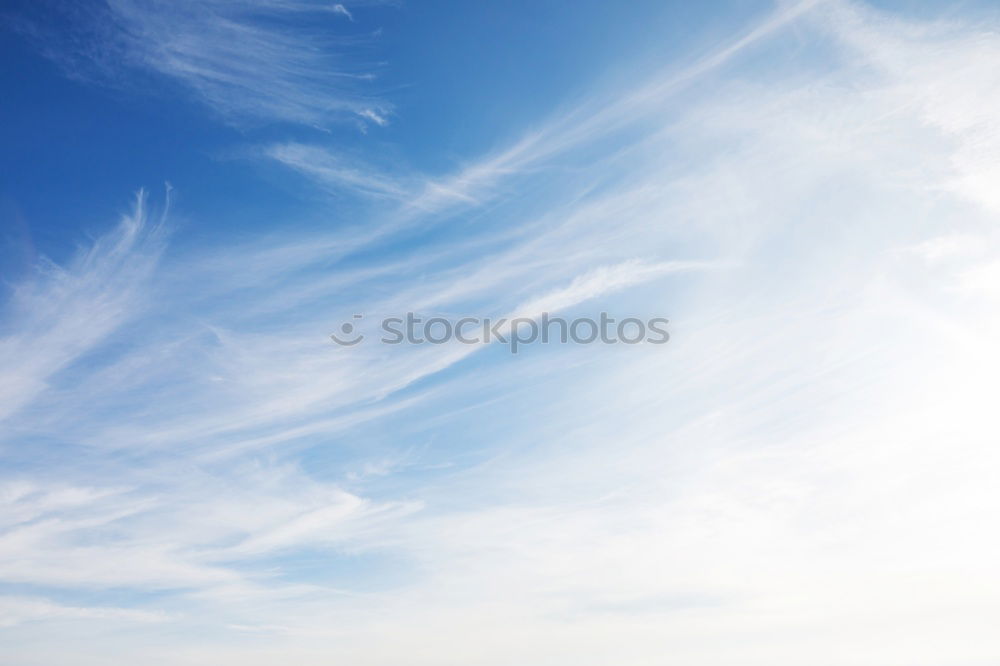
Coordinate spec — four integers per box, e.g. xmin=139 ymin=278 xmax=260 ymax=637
xmin=1 ymin=1 xmax=1000 ymax=664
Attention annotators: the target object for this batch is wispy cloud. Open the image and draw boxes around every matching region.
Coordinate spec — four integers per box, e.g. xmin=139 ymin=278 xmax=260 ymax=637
xmin=19 ymin=0 xmax=391 ymax=128
xmin=264 ymin=142 xmax=406 ymax=198
xmin=331 ymin=4 xmax=354 ymax=22
xmin=0 ymin=596 xmax=166 ymax=628
xmin=509 ymin=259 xmax=709 ymax=319
xmin=0 ymin=191 xmax=165 ymax=425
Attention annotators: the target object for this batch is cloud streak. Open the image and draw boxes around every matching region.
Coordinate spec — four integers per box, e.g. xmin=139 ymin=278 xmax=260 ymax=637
xmin=19 ymin=0 xmax=391 ymax=128
xmin=0 ymin=191 xmax=165 ymax=425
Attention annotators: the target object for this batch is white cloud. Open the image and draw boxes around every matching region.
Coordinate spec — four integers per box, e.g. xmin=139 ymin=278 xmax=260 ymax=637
xmin=24 ymin=0 xmax=391 ymax=128
xmin=0 ymin=191 xmax=165 ymax=424
xmin=509 ymin=259 xmax=709 ymax=320
xmin=4 ymin=1 xmax=1000 ymax=663
xmin=331 ymin=4 xmax=354 ymax=21
xmin=0 ymin=596 xmax=166 ymax=628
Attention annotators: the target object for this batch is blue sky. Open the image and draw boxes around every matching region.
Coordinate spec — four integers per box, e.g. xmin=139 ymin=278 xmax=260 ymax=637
xmin=2 ymin=1 xmax=1000 ymax=664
